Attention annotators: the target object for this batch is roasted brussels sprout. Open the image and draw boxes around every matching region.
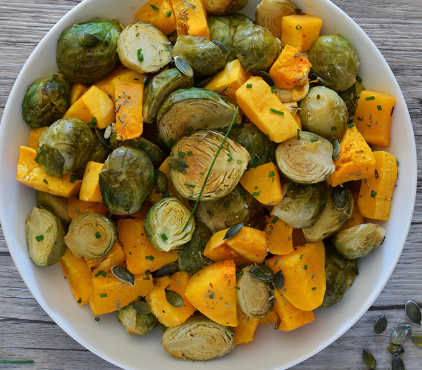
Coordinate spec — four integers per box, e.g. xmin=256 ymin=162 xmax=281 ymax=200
xmin=275 ymin=81 xmax=309 ymax=103
xmin=99 ymin=146 xmax=155 ymax=215
xmin=64 ymin=212 xmax=117 ymax=258
xmin=309 ymin=34 xmax=360 ymax=92
xmin=302 ymin=187 xmax=353 ymax=242
xmin=203 ymin=0 xmax=248 ymax=15
xmin=157 ymin=88 xmax=241 ymax=146
xmin=36 ymin=191 xmax=72 ymax=225
xmin=26 ymin=207 xmax=66 ymax=267
xmin=178 ymin=220 xmax=213 ymax=274
xmin=338 ymin=80 xmax=365 ymax=120
xmin=228 ymin=122 xmax=277 ymax=168
xmin=233 ymin=24 xmax=281 ymax=72
xmin=22 ymin=73 xmax=71 ymax=128
xmin=195 ymin=184 xmax=266 ymax=233
xmin=321 ymin=246 xmax=347 ymax=308
xmin=237 ymin=265 xmax=273 ymax=319
xmin=116 ymin=304 xmax=158 ymax=335
xmin=162 ymin=315 xmax=235 ymax=361
xmin=90 ymin=134 xmax=112 ymax=163
xmin=255 ymin=0 xmax=299 ymax=39
xmin=207 ymin=14 xmax=254 ymax=62
xmin=333 ymin=223 xmax=386 ymax=259
xmin=35 ymin=118 xmax=96 ymax=177
xmin=172 ymin=35 xmax=228 ymax=76
xmin=299 ymin=86 xmax=349 ymax=140
xmin=325 ymin=245 xmax=359 ymax=288
xmin=57 ymin=18 xmax=123 ymax=83
xmin=169 ymin=130 xmax=250 ymax=201
xmin=117 ymin=22 xmax=172 ymax=74
xmin=143 ymin=69 xmax=194 ymax=123
xmin=275 ymin=131 xmax=335 ymax=184
xmin=271 ymin=182 xmax=327 ymax=228
xmin=144 ymin=197 xmax=195 ymax=252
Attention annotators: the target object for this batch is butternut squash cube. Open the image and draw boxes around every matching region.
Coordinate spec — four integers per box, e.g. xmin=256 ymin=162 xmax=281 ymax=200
xmin=265 ymin=215 xmax=295 ymax=255
xmin=235 ymin=76 xmax=300 ymax=143
xmin=358 ymin=151 xmax=398 ymax=221
xmin=233 ymin=307 xmax=260 ymax=345
xmin=28 ymin=127 xmax=49 ymax=149
xmin=85 ymin=241 xmax=127 ymax=275
xmin=67 ymin=194 xmax=109 ymax=220
xmin=70 ymin=83 xmax=89 ymax=105
xmin=185 ymin=260 xmax=238 ymax=326
xmin=79 ymin=162 xmax=103 ymax=203
xmin=281 ymin=14 xmax=323 ymax=52
xmin=258 ymin=311 xmax=277 ymax=325
xmin=170 ymin=0 xmax=210 ymax=38
xmin=340 ymin=192 xmax=365 ymax=231
xmin=135 ymin=0 xmax=177 ymax=36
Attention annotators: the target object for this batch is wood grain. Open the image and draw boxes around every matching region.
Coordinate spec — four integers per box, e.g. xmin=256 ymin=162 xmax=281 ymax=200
xmin=1 ymin=0 xmax=422 ymax=369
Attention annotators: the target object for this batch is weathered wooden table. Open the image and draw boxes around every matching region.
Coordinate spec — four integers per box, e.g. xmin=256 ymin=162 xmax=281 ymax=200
xmin=1 ymin=0 xmax=421 ymax=369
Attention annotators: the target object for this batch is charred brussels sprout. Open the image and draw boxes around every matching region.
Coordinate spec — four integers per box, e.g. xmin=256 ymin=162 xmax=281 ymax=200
xmin=116 ymin=304 xmax=158 ymax=335
xmin=64 ymin=212 xmax=117 ymax=258
xmin=144 ymin=197 xmax=195 ymax=252
xmin=172 ymin=36 xmax=228 ymax=76
xmin=299 ymin=86 xmax=349 ymax=140
xmin=195 ymin=185 xmax=266 ymax=233
xmin=162 ymin=316 xmax=235 ymax=361
xmin=271 ymin=182 xmax=327 ymax=229
xmin=178 ymin=220 xmax=213 ymax=274
xmin=338 ymin=80 xmax=365 ymax=120
xmin=169 ymin=130 xmax=250 ymax=201
xmin=203 ymin=0 xmax=248 ymax=15
xmin=207 ymin=14 xmax=254 ymax=62
xmin=309 ymin=34 xmax=360 ymax=92
xmin=26 ymin=207 xmax=66 ymax=267
xmin=321 ymin=246 xmax=347 ymax=308
xmin=57 ymin=18 xmax=123 ymax=83
xmin=233 ymin=24 xmax=281 ymax=72
xmin=99 ymin=146 xmax=155 ymax=215
xmin=35 ymin=118 xmax=96 ymax=177
xmin=22 ymin=73 xmax=71 ymax=128
xmin=36 ymin=191 xmax=72 ymax=225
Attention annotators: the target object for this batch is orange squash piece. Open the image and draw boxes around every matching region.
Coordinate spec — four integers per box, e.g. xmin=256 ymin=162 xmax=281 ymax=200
xmin=233 ymin=307 xmax=260 ymax=345
xmin=353 ymin=90 xmax=396 ymax=147
xmin=79 ymin=162 xmax=103 ymax=203
xmin=28 ymin=127 xmax=49 ymax=149
xmin=258 ymin=311 xmax=277 ymax=325
xmin=358 ymin=151 xmax=398 ymax=221
xmin=70 ymin=83 xmax=89 ymax=105
xmin=145 ymin=271 xmax=196 ymax=327
xmin=85 ymin=241 xmax=127 ymax=275
xmin=135 ymin=0 xmax=177 ymax=36
xmin=16 ymin=146 xmax=81 ymax=198
xmin=265 ymin=215 xmax=295 ymax=255
xmin=281 ymin=14 xmax=323 ymax=52
xmin=327 ymin=126 xmax=377 ymax=187
xmin=170 ymin=0 xmax=210 ymax=38
xmin=340 ymin=192 xmax=365 ymax=231
xmin=185 ymin=260 xmax=238 ymax=326
xmin=67 ymin=194 xmax=109 ymax=220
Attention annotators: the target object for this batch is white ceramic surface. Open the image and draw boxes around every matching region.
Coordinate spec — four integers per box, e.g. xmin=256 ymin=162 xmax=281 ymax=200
xmin=0 ymin=0 xmax=417 ymax=369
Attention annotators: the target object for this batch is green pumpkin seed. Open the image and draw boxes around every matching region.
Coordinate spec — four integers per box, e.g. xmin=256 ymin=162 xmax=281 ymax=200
xmin=95 ymin=127 xmax=111 ymax=148
xmin=155 ymin=263 xmax=179 ymax=277
xmin=374 ymin=313 xmax=388 ymax=335
xmin=392 ymin=353 xmax=405 ymax=370
xmin=111 ymin=265 xmax=135 ymax=286
xmin=130 ymin=300 xmax=152 ymax=315
xmin=174 ymin=56 xmax=194 ymax=77
xmin=251 ymin=133 xmax=265 ymax=159
xmin=156 ymin=170 xmax=169 ymax=194
xmin=411 ymin=334 xmax=422 ymax=348
xmin=405 ymin=300 xmax=421 ymax=325
xmin=386 ymin=343 xmax=405 ymax=356
xmin=78 ymin=33 xmax=99 ymax=47
xmin=332 ymin=139 xmax=340 ymax=160
xmin=332 ymin=186 xmax=350 ymax=210
xmin=256 ymin=70 xmax=275 ymax=87
xmin=143 ymin=76 xmax=150 ymax=89
xmin=249 ymin=265 xmax=274 ymax=282
xmin=273 ymin=270 xmax=285 ymax=290
xmin=211 ymin=40 xmax=229 ymax=54
xmin=168 ymin=157 xmax=189 ymax=171
xmin=390 ymin=324 xmax=411 ymax=345
xmin=165 ymin=289 xmax=184 ymax=307
xmin=223 ymin=223 xmax=243 ymax=240
xmin=362 ymin=349 xmax=376 ymax=369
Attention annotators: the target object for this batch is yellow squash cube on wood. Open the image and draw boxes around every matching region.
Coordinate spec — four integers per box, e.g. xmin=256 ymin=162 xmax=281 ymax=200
xmin=16 ymin=146 xmax=81 ymax=198
xmin=85 ymin=241 xmax=126 ymax=275
xmin=233 ymin=307 xmax=260 ymax=345
xmin=28 ymin=127 xmax=49 ymax=149
xmin=79 ymin=162 xmax=103 ymax=202
xmin=235 ymin=76 xmax=300 ymax=143
xmin=281 ymin=14 xmax=323 ymax=52
xmin=67 ymin=194 xmax=109 ymax=220
xmin=135 ymin=0 xmax=177 ymax=36
xmin=264 ymin=215 xmax=295 ymax=255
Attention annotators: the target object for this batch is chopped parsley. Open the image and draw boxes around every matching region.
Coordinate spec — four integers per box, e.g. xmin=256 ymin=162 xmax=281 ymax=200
xmin=137 ymin=48 xmax=144 ymax=62
xmin=371 ymin=190 xmax=377 ymax=198
xmin=70 ymin=174 xmax=79 ymax=183
xmin=165 ymin=10 xmax=172 ymax=17
xmin=365 ymin=96 xmax=375 ymax=101
xmin=348 ymin=122 xmax=355 ymax=128
xmin=150 ymin=4 xmax=160 ymax=11
xmin=35 ymin=235 xmax=44 ymax=242
xmin=161 ymin=233 xmax=168 ymax=241
xmin=377 ymin=105 xmax=382 ymax=111
xmin=95 ymin=232 xmax=101 ymax=239
xmin=270 ymin=108 xmax=284 ymax=115
xmin=246 ymin=83 xmax=253 ymax=88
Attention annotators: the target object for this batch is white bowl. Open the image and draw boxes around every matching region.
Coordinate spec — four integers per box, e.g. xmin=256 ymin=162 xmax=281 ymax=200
xmin=0 ymin=0 xmax=416 ymax=369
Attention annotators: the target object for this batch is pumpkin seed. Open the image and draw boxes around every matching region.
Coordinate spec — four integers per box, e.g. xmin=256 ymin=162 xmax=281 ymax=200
xmin=332 ymin=186 xmax=350 ymax=210
xmin=392 ymin=353 xmax=405 ymax=370
xmin=255 ymin=70 xmax=275 ymax=87
xmin=390 ymin=324 xmax=411 ymax=345
xmin=165 ymin=289 xmax=184 ymax=307
xmin=156 ymin=170 xmax=169 ymax=194
xmin=273 ymin=270 xmax=285 ymax=290
xmin=155 ymin=263 xmax=179 ymax=277
xmin=130 ymin=300 xmax=152 ymax=315
xmin=111 ymin=265 xmax=135 ymax=286
xmin=174 ymin=56 xmax=194 ymax=77
xmin=411 ymin=334 xmax=422 ymax=348
xmin=78 ymin=33 xmax=99 ymax=48
xmin=332 ymin=139 xmax=340 ymax=160
xmin=405 ymin=300 xmax=421 ymax=325
xmin=168 ymin=157 xmax=189 ymax=171
xmin=362 ymin=349 xmax=377 ymax=369
xmin=386 ymin=343 xmax=405 ymax=356
xmin=143 ymin=76 xmax=150 ymax=89
xmin=251 ymin=134 xmax=265 ymax=159
xmin=223 ymin=223 xmax=243 ymax=240
xmin=95 ymin=127 xmax=111 ymax=148
xmin=249 ymin=265 xmax=274 ymax=282
xmin=374 ymin=313 xmax=388 ymax=335
xmin=211 ymin=40 xmax=229 ymax=54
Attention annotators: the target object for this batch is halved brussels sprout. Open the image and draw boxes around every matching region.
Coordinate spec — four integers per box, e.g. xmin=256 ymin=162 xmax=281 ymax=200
xmin=299 ymin=86 xmax=349 ymax=140
xmin=178 ymin=220 xmax=213 ymax=275
xmin=207 ymin=14 xmax=254 ymax=62
xmin=195 ymin=184 xmax=267 ymax=233
xmin=237 ymin=265 xmax=273 ymax=319
xmin=203 ymin=0 xmax=248 ymax=15
xmin=143 ymin=69 xmax=194 ymax=123
xmin=275 ymin=131 xmax=335 ymax=184
xmin=35 ymin=118 xmax=96 ymax=177
xmin=116 ymin=304 xmax=158 ymax=335
xmin=338 ymin=80 xmax=365 ymax=120
xmin=302 ymin=187 xmax=353 ymax=242
xmin=169 ymin=130 xmax=250 ymax=201
xmin=233 ymin=24 xmax=281 ymax=72
xmin=26 ymin=207 xmax=66 ymax=267
xmin=321 ymin=246 xmax=347 ymax=308
xmin=99 ymin=146 xmax=155 ymax=215
xmin=162 ymin=315 xmax=235 ymax=361
xmin=22 ymin=73 xmax=71 ymax=128
xmin=333 ymin=223 xmax=386 ymax=259
xmin=157 ymin=88 xmax=241 ymax=146
xmin=144 ymin=197 xmax=195 ymax=252
xmin=172 ymin=36 xmax=228 ymax=76
xmin=36 ymin=191 xmax=72 ymax=225
xmin=64 ymin=212 xmax=117 ymax=258
xmin=271 ymin=182 xmax=327 ymax=229
xmin=255 ymin=0 xmax=299 ymax=39
xmin=57 ymin=18 xmax=123 ymax=83
xmin=309 ymin=34 xmax=360 ymax=92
